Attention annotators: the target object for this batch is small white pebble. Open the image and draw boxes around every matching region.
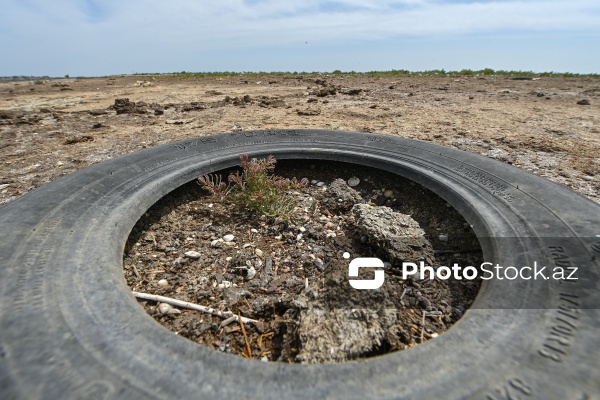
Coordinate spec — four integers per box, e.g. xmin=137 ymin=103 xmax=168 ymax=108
xmin=250 ymin=228 xmax=259 ymax=233
xmin=347 ymin=177 xmax=360 ymax=187
xmin=299 ymin=226 xmax=306 ymax=233
xmin=384 ymin=189 xmax=394 ymax=198
xmin=158 ymin=303 xmax=172 ymax=315
xmin=223 ymin=234 xmax=235 ymax=242
xmin=261 ymin=356 xmax=269 ymax=362
xmin=211 ymin=239 xmax=222 ymax=247
xmin=430 ymin=332 xmax=439 ymax=338
xmin=157 ymin=279 xmax=169 ymax=286
xmin=439 ymin=234 xmax=449 ymax=242
xmin=247 ymin=266 xmax=257 ymax=280
xmin=184 ymin=251 xmax=201 ymax=260
xmin=297 ymin=233 xmax=303 ymax=241
xmin=218 ymin=281 xmax=232 ymax=289
xmin=316 ymin=181 xmax=325 ymax=187
xmin=255 ymin=248 xmax=264 ymax=257
xmin=314 ymin=258 xmax=324 ymax=269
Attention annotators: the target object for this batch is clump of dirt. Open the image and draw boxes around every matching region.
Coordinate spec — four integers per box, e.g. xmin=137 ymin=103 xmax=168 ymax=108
xmin=322 ymin=178 xmax=363 ymax=212
xmin=110 ymin=98 xmax=165 ymax=115
xmin=123 ymin=160 xmax=483 ymax=363
xmin=352 ymin=203 xmax=434 ymax=264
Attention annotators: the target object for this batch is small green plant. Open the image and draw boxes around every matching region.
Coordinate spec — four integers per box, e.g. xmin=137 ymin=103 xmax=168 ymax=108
xmin=198 ymin=154 xmax=308 ymax=222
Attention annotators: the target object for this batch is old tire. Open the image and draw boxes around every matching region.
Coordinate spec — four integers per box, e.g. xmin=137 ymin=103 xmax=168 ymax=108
xmin=1 ymin=129 xmax=599 ymax=399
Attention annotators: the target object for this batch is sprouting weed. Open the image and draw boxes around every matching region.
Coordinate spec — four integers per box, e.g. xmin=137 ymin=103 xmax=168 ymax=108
xmin=197 ymin=174 xmax=229 ymax=200
xmin=198 ymin=154 xmax=309 ymax=222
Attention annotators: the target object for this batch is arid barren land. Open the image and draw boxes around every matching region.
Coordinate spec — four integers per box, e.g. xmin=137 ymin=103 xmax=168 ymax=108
xmin=1 ymin=73 xmax=598 ymax=205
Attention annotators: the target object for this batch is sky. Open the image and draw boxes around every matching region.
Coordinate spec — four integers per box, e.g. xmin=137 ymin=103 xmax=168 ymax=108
xmin=1 ymin=0 xmax=599 ymax=77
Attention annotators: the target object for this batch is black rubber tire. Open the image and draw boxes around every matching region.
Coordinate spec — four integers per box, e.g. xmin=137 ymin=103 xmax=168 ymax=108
xmin=1 ymin=129 xmax=599 ymax=399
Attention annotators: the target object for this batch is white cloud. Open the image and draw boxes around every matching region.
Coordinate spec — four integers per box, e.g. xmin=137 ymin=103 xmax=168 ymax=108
xmin=0 ymin=0 xmax=598 ymax=75
xmin=82 ymin=0 xmax=597 ymax=48
xmin=5 ymin=0 xmax=599 ymax=42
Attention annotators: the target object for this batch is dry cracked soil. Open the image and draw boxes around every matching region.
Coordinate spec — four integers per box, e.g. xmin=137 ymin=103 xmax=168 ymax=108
xmin=2 ymin=73 xmax=598 ymax=206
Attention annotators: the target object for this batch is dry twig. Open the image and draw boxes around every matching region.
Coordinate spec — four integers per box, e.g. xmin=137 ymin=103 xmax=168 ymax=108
xmin=420 ymin=311 xmax=426 ymax=343
xmin=133 ymin=292 xmax=258 ymax=324
xmin=220 ymin=315 xmax=239 ymax=328
xmin=238 ymin=313 xmax=252 ymax=358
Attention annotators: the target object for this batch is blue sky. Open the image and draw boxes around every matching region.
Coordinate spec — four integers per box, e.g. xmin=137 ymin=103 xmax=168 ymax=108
xmin=1 ymin=0 xmax=599 ymax=76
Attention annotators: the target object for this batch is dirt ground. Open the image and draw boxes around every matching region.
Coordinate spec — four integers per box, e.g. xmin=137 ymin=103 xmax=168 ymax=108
xmin=122 ymin=160 xmax=483 ymax=362
xmin=2 ymin=72 xmax=598 ymax=363
xmin=1 ymin=73 xmax=598 ymax=206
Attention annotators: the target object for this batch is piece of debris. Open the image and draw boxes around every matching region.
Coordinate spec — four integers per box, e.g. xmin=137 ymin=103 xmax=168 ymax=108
xmin=341 ymin=88 xmax=362 ymax=95
xmin=297 ymin=107 xmax=321 ymax=116
xmin=64 ymin=135 xmax=94 ymax=145
xmin=165 ymin=119 xmax=193 ymax=125
xmin=323 ymin=178 xmax=363 ymax=212
xmin=352 ymin=204 xmax=434 ymax=264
